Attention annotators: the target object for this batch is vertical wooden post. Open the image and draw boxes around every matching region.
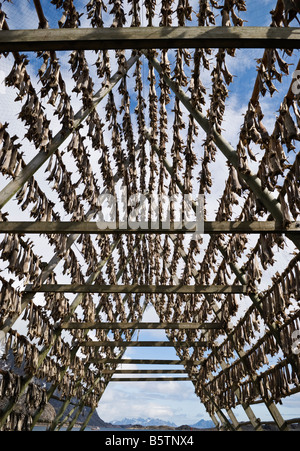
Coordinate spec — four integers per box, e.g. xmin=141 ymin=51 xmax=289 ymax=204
xmin=80 ymin=408 xmax=95 ymax=432
xmin=210 ymin=413 xmax=221 ymax=429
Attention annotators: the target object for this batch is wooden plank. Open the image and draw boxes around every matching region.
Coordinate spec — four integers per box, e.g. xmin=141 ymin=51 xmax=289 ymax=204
xmin=103 ymin=370 xmax=188 ymax=374
xmin=109 ymin=377 xmax=192 ymax=382
xmin=33 ymin=0 xmax=48 ymax=28
xmin=25 ymin=284 xmax=248 ymax=295
xmin=0 ymin=27 xmax=299 ymax=52
xmin=60 ymin=322 xmax=223 ymax=330
xmin=79 ymin=340 xmax=208 ymax=347
xmin=89 ymin=359 xmax=201 ymax=365
xmin=0 ymin=221 xmax=299 ymax=234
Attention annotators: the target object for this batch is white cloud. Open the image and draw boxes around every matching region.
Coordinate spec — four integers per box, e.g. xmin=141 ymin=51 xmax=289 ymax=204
xmin=97 ymin=379 xmax=206 ymax=425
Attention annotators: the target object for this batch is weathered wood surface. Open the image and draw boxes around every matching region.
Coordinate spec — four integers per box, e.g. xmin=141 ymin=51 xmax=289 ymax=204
xmin=0 ymin=221 xmax=299 ymax=234
xmin=26 ymin=284 xmax=248 ymax=294
xmin=0 ymin=27 xmax=299 ymax=52
xmin=60 ymin=322 xmax=222 ymax=330
xmin=79 ymin=340 xmax=208 ymax=347
xmin=102 ymin=369 xmax=188 ymax=374
xmin=109 ymin=377 xmax=192 ymax=382
xmin=89 ymin=358 xmax=201 ymax=365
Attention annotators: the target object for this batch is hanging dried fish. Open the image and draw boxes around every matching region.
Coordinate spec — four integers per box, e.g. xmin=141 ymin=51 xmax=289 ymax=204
xmin=282 ymin=0 xmax=300 ymax=25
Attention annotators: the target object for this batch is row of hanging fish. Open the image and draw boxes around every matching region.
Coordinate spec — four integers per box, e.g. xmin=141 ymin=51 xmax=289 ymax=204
xmin=0 ymin=0 xmax=172 ymax=429
xmin=279 ymin=152 xmax=300 ymax=221
xmin=0 ymin=370 xmax=47 ymax=431
xmin=3 ymin=329 xmax=40 ymax=372
xmin=197 ymin=258 xmax=300 ymax=385
xmin=45 ymin=151 xmax=84 ymax=219
xmin=0 ymin=123 xmax=59 ymax=224
xmin=196 ymin=1 xmax=240 ymax=197
xmin=196 ymin=338 xmax=292 ymax=414
xmin=1 ymin=310 xmax=120 ymax=403
xmin=207 ymin=358 xmax=300 ymax=415
xmin=0 ymin=123 xmax=24 ymax=178
xmin=37 ymin=44 xmax=75 ymax=130
xmin=51 ymin=0 xmax=82 ymax=29
xmin=260 ymin=255 xmax=300 ymax=324
xmin=0 ymin=234 xmax=42 ymax=285
xmin=0 ymin=89 xmax=103 ymax=417
xmin=84 ymin=0 xmax=247 ymax=29
xmin=278 ymin=0 xmax=300 ymax=26
xmin=0 ymin=276 xmax=22 ymax=325
xmin=0 ymin=0 xmax=300 ymax=429
xmin=198 ymin=4 xmax=299 ymax=329
xmin=4 ymin=53 xmax=52 ymax=152
xmin=191 ymin=308 xmax=297 ymax=405
xmin=21 ymin=301 xmax=54 ymax=346
xmin=196 ymin=309 xmax=300 ymax=413
xmin=0 ymin=19 xmax=137 ymax=369
xmin=67 ymin=131 xmax=101 ymax=210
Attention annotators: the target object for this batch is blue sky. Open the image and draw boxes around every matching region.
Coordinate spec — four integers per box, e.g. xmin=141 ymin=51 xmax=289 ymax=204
xmin=0 ymin=0 xmax=299 ymax=427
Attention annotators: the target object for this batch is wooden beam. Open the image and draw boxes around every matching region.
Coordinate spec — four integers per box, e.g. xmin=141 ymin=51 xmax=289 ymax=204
xmin=109 ymin=377 xmax=192 ymax=382
xmin=33 ymin=0 xmax=48 ymax=29
xmin=89 ymin=359 xmax=201 ymax=365
xmin=61 ymin=322 xmax=222 ymax=330
xmin=103 ymin=369 xmax=188 ymax=374
xmin=1 ymin=221 xmax=299 ymax=234
xmin=0 ymin=27 xmax=299 ymax=52
xmin=26 ymin=284 xmax=248 ymax=295
xmin=79 ymin=340 xmax=208 ymax=347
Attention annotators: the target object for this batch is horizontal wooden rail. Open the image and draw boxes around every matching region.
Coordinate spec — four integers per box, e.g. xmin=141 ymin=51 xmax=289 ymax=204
xmin=0 ymin=27 xmax=299 ymax=52
xmin=89 ymin=358 xmax=201 ymax=365
xmin=79 ymin=340 xmax=208 ymax=347
xmin=60 ymin=322 xmax=223 ymax=330
xmin=103 ymin=369 xmax=188 ymax=374
xmin=26 ymin=284 xmax=248 ymax=295
xmin=0 ymin=221 xmax=299 ymax=234
xmin=109 ymin=377 xmax=192 ymax=382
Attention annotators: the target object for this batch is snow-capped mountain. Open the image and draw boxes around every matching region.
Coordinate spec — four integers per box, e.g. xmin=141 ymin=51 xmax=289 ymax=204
xmin=112 ymin=417 xmax=177 ymax=427
xmin=112 ymin=417 xmax=215 ymax=429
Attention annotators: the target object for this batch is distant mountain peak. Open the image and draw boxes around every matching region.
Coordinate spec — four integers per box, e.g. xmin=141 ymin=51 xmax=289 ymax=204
xmin=112 ymin=417 xmax=177 ymax=427
xmin=111 ymin=417 xmax=214 ymax=429
xmin=191 ymin=419 xmax=214 ymax=429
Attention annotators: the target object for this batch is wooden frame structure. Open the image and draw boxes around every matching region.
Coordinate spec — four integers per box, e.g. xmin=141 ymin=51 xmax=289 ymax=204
xmin=26 ymin=284 xmax=248 ymax=295
xmin=0 ymin=26 xmax=300 ymax=52
xmin=0 ymin=220 xmax=299 ymax=234
xmin=0 ymin=0 xmax=299 ymax=432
